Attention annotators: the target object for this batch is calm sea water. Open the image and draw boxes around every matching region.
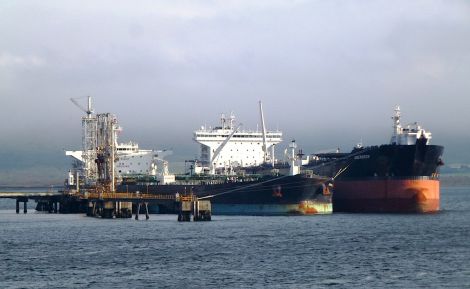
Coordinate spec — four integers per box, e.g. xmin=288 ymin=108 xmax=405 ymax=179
xmin=0 ymin=187 xmax=469 ymax=289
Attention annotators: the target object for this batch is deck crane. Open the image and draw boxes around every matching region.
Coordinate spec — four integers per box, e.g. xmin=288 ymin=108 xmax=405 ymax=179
xmin=209 ymin=123 xmax=242 ymax=174
xmin=259 ymin=101 xmax=268 ymax=164
xmin=70 ymin=96 xmax=94 ymax=117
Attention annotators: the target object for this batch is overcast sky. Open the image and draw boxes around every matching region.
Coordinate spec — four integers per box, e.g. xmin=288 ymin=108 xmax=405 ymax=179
xmin=1 ymin=0 xmax=469 ymax=184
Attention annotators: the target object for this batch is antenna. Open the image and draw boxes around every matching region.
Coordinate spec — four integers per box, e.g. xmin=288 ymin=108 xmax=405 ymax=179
xmin=392 ymin=105 xmax=401 ymax=126
xmin=390 ymin=105 xmax=402 ymax=145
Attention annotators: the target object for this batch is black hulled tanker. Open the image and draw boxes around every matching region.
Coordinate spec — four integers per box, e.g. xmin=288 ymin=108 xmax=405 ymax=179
xmin=119 ymin=173 xmax=332 ymax=215
xmin=305 ymin=107 xmax=444 ymax=213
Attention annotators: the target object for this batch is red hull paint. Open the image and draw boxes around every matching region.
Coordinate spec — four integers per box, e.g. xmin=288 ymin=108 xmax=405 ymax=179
xmin=333 ymin=179 xmax=440 ymax=213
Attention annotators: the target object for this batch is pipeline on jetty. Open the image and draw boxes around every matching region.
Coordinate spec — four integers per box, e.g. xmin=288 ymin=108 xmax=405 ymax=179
xmin=0 ymin=190 xmax=212 ymax=222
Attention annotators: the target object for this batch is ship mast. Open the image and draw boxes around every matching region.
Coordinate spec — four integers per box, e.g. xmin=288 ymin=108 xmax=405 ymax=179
xmin=391 ymin=105 xmax=402 ymax=145
xmin=289 ymin=140 xmax=300 ymax=175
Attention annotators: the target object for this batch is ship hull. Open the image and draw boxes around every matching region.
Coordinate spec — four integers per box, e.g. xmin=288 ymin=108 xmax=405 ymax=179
xmin=212 ymin=201 xmax=332 ymax=215
xmin=307 ymin=144 xmax=444 ymax=213
xmin=119 ymin=174 xmax=332 ymax=215
xmin=333 ymin=178 xmax=439 ymax=213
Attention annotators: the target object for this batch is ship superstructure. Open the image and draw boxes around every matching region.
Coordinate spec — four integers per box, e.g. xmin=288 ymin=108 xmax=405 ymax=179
xmin=114 ymin=141 xmax=158 ymax=176
xmin=193 ymin=102 xmax=283 ymax=174
xmin=390 ymin=106 xmax=432 ymax=145
xmin=65 ymin=97 xmax=166 ymax=184
xmin=64 ymin=98 xmax=331 ymax=215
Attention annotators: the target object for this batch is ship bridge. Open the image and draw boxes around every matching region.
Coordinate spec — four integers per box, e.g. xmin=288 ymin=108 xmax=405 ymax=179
xmin=193 ymin=112 xmax=282 ymax=169
xmin=390 ymin=106 xmax=432 ymax=145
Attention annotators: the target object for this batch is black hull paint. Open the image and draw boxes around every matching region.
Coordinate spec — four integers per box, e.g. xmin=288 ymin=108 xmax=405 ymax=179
xmin=118 ymin=174 xmax=330 ymax=214
xmin=306 ymin=143 xmax=444 ymax=213
xmin=308 ymin=144 xmax=444 ymax=179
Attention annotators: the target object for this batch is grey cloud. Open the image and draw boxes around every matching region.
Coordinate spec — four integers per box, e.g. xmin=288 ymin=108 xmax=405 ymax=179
xmin=0 ymin=0 xmax=469 ymax=184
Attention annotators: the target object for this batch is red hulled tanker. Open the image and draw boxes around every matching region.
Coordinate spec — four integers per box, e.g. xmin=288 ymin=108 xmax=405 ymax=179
xmin=306 ymin=106 xmax=444 ymax=213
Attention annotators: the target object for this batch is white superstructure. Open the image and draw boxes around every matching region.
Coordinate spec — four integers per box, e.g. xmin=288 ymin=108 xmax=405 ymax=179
xmin=193 ymin=102 xmax=283 ymax=174
xmin=66 ymin=97 xmax=170 ymax=184
xmin=66 ymin=140 xmax=171 ymax=176
xmin=390 ymin=106 xmax=432 ymax=145
xmin=115 ymin=142 xmax=158 ymax=176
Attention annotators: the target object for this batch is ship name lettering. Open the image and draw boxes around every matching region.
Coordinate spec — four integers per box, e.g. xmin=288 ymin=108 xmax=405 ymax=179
xmin=354 ymin=155 xmax=370 ymax=160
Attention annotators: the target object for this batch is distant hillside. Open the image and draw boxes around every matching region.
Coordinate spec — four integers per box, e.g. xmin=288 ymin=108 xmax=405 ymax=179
xmin=440 ymin=175 xmax=470 ymax=187
xmin=440 ymin=164 xmax=470 ymax=175
xmin=0 ymin=167 xmax=66 ymax=187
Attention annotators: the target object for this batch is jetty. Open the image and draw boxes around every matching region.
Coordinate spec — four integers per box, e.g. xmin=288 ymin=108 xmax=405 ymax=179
xmin=0 ymin=190 xmax=211 ymax=221
xmin=0 ymin=192 xmax=62 ymax=214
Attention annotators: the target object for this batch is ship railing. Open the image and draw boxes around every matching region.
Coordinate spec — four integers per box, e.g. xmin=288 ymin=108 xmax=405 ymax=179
xmin=307 ymin=146 xmax=376 ymax=168
xmin=340 ymin=175 xmax=441 ymax=181
xmin=176 ymin=194 xmax=196 ymax=202
xmin=83 ymin=192 xmax=175 ymax=200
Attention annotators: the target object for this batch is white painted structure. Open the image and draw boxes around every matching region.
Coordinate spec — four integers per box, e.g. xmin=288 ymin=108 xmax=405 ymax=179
xmin=115 ymin=142 xmax=158 ymax=176
xmin=69 ymin=96 xmax=98 ymax=181
xmin=288 ymin=140 xmax=301 ymax=176
xmin=66 ymin=140 xmax=169 ymax=177
xmin=66 ymin=96 xmax=170 ymax=183
xmin=155 ymin=159 xmax=176 ymax=184
xmin=390 ymin=106 xmax=432 ymax=145
xmin=95 ymin=113 xmax=119 ymax=191
xmin=193 ymin=103 xmax=282 ymax=173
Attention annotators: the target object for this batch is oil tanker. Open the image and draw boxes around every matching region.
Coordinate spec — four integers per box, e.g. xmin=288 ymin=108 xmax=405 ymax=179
xmin=305 ymin=106 xmax=444 ymax=213
xmin=118 ymin=173 xmax=332 ymax=215
xmin=64 ymin=99 xmax=332 ymax=215
xmin=115 ymin=106 xmax=331 ymax=215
